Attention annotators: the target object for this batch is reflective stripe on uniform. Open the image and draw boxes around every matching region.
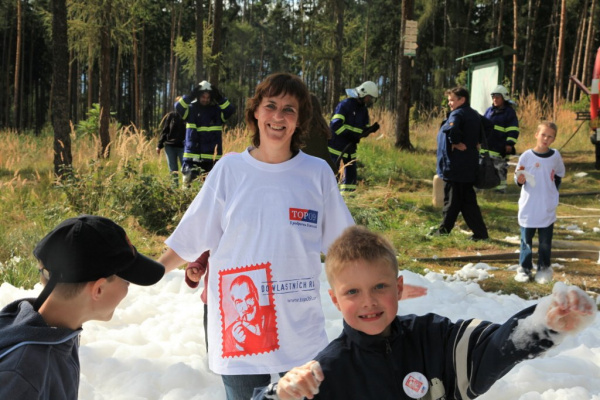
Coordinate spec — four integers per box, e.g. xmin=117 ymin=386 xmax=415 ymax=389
xmin=335 ymin=124 xmax=362 ymax=135
xmin=479 ymin=148 xmax=502 ymax=157
xmin=328 ymin=147 xmax=357 ymax=159
xmin=185 ymin=123 xmax=223 ymax=132
xmin=179 ymin=97 xmax=190 ymax=120
xmin=183 ymin=152 xmax=223 ymax=161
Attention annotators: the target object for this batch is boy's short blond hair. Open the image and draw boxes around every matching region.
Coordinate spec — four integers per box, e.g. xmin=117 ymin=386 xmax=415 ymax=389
xmin=537 ymin=121 xmax=558 ymax=135
xmin=325 ymin=226 xmax=398 ymax=285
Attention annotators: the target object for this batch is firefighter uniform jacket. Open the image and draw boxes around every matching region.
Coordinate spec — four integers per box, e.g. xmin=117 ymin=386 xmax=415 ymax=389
xmin=175 ymin=95 xmax=235 ymax=164
xmin=482 ymin=105 xmax=519 ymax=158
xmin=328 ymin=97 xmax=372 ymax=161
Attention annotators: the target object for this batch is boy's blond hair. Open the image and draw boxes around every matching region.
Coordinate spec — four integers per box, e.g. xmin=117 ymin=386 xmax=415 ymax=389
xmin=537 ymin=121 xmax=558 ymax=135
xmin=325 ymin=226 xmax=398 ymax=285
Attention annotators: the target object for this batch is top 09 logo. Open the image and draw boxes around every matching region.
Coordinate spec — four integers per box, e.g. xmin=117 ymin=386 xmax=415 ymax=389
xmin=289 ymin=208 xmax=318 ymax=224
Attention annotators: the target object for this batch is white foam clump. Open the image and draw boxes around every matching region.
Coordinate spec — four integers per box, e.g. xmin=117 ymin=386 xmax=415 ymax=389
xmin=453 ymin=262 xmax=496 ymax=281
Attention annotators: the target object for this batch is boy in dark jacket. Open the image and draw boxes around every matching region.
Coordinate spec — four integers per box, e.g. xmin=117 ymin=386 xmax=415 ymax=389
xmin=0 ymin=215 xmax=165 ymax=399
xmin=254 ymin=226 xmax=596 ymax=400
xmin=433 ymin=86 xmax=488 ymax=241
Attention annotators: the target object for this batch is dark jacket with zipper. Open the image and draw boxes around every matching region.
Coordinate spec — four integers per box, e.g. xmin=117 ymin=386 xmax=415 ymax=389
xmin=255 ymin=305 xmax=557 ymax=400
xmin=436 ymin=104 xmax=482 ymax=183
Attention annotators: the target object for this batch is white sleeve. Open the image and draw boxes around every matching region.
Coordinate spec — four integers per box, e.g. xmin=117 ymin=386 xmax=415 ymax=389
xmin=165 ymin=168 xmax=225 ymax=262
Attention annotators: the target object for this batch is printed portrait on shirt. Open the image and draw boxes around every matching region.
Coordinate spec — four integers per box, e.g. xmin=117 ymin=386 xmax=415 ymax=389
xmin=219 ymin=263 xmax=279 ymax=358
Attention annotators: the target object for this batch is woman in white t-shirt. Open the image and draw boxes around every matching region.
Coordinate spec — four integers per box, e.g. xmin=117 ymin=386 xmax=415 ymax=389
xmin=158 ymin=73 xmax=355 ymax=400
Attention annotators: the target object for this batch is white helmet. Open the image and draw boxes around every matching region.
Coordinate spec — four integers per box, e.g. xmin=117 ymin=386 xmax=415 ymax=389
xmin=198 ymin=80 xmax=212 ymax=92
xmin=346 ymin=81 xmax=379 ymax=99
xmin=491 ymin=85 xmax=510 ymax=101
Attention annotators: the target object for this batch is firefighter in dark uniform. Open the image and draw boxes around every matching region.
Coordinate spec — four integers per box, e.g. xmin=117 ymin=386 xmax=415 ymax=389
xmin=481 ymin=85 xmax=520 ymax=193
xmin=176 ymin=80 xmax=235 ymax=184
xmin=328 ymin=81 xmax=380 ymax=193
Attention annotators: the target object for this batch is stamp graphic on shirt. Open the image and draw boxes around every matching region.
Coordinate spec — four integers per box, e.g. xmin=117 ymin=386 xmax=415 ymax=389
xmin=219 ymin=263 xmax=279 ymax=358
xmin=289 ymin=208 xmax=318 ymax=228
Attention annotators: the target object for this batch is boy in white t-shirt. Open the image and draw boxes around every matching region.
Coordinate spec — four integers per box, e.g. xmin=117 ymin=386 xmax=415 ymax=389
xmin=514 ymin=122 xmax=565 ymax=284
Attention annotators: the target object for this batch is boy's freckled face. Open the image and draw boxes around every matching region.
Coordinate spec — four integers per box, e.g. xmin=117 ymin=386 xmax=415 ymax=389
xmin=328 ymin=259 xmax=403 ymax=337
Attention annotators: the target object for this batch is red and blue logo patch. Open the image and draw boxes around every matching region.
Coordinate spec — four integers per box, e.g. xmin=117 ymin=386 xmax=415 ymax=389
xmin=289 ymin=208 xmax=318 ymax=225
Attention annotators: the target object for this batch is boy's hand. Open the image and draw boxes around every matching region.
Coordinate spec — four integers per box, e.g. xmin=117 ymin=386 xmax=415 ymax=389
xmin=545 ymin=282 xmax=597 ymax=333
xmin=277 ymin=361 xmax=324 ymax=400
xmin=401 ymin=284 xmax=427 ymax=300
xmin=516 ymin=173 xmax=526 ymax=185
xmin=186 ymin=266 xmax=201 ymax=283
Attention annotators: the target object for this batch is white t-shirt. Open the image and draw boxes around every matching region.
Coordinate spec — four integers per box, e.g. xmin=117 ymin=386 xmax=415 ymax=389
xmin=166 ymin=148 xmax=355 ymax=375
xmin=516 ymin=148 xmax=565 ymax=228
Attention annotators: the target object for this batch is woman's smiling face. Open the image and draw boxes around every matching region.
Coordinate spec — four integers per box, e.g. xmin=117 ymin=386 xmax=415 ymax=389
xmin=253 ymin=93 xmax=299 ymax=150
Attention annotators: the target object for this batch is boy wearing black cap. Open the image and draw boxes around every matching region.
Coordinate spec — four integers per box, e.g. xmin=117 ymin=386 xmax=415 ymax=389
xmin=0 ymin=215 xmax=165 ymax=399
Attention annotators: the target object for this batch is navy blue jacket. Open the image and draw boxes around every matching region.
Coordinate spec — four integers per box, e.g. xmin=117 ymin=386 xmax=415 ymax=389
xmin=0 ymin=299 xmax=81 ymax=399
xmin=255 ymin=305 xmax=556 ymax=400
xmin=175 ymin=95 xmax=235 ymax=163
xmin=482 ymin=105 xmax=519 ymax=157
xmin=436 ymin=104 xmax=482 ymax=183
xmin=328 ymin=98 xmax=372 ymax=160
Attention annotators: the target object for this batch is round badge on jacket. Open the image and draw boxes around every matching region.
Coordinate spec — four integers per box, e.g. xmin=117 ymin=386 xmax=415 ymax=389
xmin=402 ymin=371 xmax=429 ymax=399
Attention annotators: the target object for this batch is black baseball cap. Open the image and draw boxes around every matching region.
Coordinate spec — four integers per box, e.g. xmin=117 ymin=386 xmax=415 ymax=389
xmin=32 ymin=215 xmax=165 ymax=310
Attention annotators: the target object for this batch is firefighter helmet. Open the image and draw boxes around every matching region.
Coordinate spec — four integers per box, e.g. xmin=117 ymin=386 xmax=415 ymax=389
xmin=198 ymin=80 xmax=212 ymax=92
xmin=346 ymin=81 xmax=379 ymax=99
xmin=491 ymin=85 xmax=510 ymax=101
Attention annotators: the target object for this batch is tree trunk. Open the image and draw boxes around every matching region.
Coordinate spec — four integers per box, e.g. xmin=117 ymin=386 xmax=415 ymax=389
xmin=521 ymin=0 xmax=534 ymax=94
xmin=133 ymin=20 xmax=140 ymax=127
xmin=87 ymin=43 xmax=93 ymax=113
xmin=395 ymin=0 xmax=414 ymax=151
xmin=98 ymin=0 xmax=111 ymax=158
xmin=51 ymin=0 xmax=72 ymax=176
xmin=567 ymin=0 xmax=588 ymax=101
xmin=581 ymin=0 xmax=597 ymax=95
xmin=496 ymin=0 xmax=504 ymax=47
xmin=13 ymin=0 xmax=22 ymax=130
xmin=537 ymin=0 xmax=558 ymax=100
xmin=511 ymin=0 xmax=517 ymax=91
xmin=362 ymin=4 xmax=369 ymax=81
xmin=327 ymin=0 xmax=343 ymax=115
xmin=196 ymin=0 xmax=204 ymax=83
xmin=209 ymin=0 xmax=223 ymax=83
xmin=169 ymin=1 xmax=176 ymax=101
xmin=553 ymin=0 xmax=567 ymax=116
xmin=460 ymin=0 xmax=474 ymax=63
xmin=114 ymin=44 xmax=122 ymax=120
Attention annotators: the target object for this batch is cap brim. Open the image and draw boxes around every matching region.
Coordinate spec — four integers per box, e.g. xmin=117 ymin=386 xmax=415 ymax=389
xmin=117 ymin=253 xmax=165 ymax=286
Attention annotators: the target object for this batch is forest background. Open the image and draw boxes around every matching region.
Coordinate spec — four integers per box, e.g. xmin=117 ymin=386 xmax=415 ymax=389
xmin=2 ymin=0 xmax=599 ymax=142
